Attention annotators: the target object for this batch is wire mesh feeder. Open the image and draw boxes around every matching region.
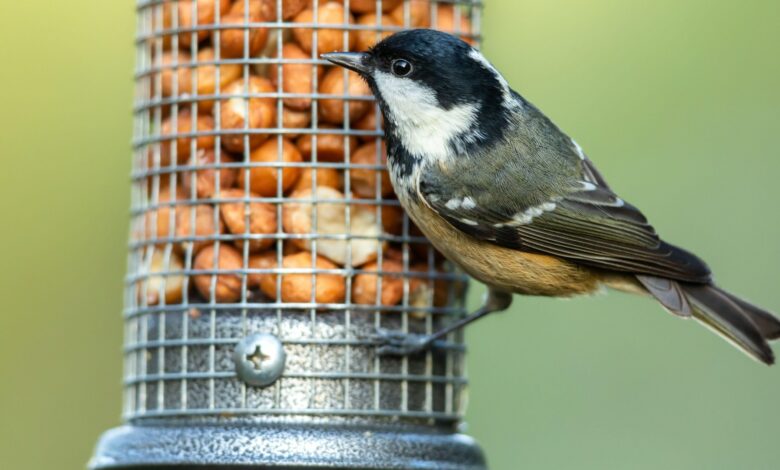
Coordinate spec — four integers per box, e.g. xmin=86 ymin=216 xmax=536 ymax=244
xmin=92 ymin=1 xmax=486 ymax=468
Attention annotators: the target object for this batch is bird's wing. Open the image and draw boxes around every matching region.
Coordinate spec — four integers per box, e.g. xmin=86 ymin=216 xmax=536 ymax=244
xmin=418 ymin=155 xmax=712 ymax=284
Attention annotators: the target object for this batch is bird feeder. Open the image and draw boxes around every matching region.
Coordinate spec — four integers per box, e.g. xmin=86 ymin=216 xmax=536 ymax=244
xmin=91 ymin=1 xmax=486 ymax=468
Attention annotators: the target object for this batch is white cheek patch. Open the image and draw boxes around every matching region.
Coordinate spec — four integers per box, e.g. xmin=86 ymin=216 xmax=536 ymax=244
xmin=373 ymin=70 xmax=480 ymax=163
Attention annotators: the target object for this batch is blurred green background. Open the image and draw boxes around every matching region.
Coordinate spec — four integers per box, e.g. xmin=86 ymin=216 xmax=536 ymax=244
xmin=1 ymin=1 xmax=778 ymax=469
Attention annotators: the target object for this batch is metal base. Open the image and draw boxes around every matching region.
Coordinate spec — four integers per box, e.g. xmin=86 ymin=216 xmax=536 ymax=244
xmin=90 ymin=421 xmax=487 ymax=469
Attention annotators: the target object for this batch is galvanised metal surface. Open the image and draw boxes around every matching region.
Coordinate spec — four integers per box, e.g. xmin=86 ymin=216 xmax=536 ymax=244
xmin=91 ymin=422 xmax=485 ymax=469
xmin=92 ymin=1 xmax=486 ymax=468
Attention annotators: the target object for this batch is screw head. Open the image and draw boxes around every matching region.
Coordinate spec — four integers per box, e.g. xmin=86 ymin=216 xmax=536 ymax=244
xmin=233 ymin=333 xmax=286 ymax=387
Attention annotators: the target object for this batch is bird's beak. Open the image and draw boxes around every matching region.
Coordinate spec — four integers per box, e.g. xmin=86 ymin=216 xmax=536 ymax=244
xmin=321 ymin=52 xmax=373 ymax=75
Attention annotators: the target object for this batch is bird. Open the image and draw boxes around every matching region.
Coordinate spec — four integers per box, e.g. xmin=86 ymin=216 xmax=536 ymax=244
xmin=323 ymin=29 xmax=780 ymax=364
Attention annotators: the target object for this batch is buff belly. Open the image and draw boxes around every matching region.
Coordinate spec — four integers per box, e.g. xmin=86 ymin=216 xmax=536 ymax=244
xmin=404 ymin=200 xmax=608 ymax=297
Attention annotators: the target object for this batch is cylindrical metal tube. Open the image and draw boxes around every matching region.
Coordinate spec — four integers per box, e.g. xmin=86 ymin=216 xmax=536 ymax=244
xmin=92 ymin=1 xmax=486 ymax=468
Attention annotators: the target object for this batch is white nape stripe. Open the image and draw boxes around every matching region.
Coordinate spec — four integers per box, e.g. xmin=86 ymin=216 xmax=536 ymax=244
xmin=493 ymin=201 xmax=558 ymax=227
xmin=468 ymin=49 xmax=517 ymax=108
xmin=373 ymin=71 xmax=480 ymax=164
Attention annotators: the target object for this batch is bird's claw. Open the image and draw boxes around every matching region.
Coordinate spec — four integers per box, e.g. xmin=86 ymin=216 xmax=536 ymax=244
xmin=371 ymin=328 xmax=434 ymax=356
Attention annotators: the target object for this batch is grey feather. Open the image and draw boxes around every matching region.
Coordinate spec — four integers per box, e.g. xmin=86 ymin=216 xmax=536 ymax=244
xmin=683 ymin=284 xmax=774 ymax=365
xmin=719 ymin=291 xmax=780 ymax=340
xmin=637 ymin=275 xmax=692 ymax=317
xmin=416 ymin=91 xmax=714 ymax=283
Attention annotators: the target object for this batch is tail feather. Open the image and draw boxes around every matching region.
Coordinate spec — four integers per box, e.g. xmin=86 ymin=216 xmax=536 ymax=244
xmin=719 ymin=291 xmax=780 ymax=340
xmin=680 ymin=284 xmax=775 ymax=365
xmin=636 ymin=275 xmax=692 ymax=317
xmin=637 ymin=274 xmax=780 ymax=365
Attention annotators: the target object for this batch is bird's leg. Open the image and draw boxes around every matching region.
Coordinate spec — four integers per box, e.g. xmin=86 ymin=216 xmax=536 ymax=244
xmin=374 ymin=289 xmax=513 ymax=356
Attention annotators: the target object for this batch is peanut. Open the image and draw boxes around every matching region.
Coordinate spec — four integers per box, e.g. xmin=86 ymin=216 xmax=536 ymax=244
xmin=318 ymin=67 xmax=372 ymax=124
xmin=218 ymin=188 xmax=278 ymax=252
xmin=259 ymin=251 xmax=346 ymax=303
xmin=193 ymin=244 xmax=244 ymax=302
xmin=238 ymin=137 xmax=303 ymax=196
xmin=218 ymin=76 xmax=276 ymax=152
xmin=292 ymin=3 xmax=355 ymax=56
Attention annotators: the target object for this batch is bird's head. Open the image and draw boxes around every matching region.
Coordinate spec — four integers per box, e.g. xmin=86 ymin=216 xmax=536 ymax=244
xmin=323 ymin=29 xmax=515 ymax=168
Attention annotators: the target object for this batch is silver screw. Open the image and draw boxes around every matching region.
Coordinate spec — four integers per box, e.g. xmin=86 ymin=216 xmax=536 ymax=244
xmin=233 ymin=333 xmax=286 ymax=387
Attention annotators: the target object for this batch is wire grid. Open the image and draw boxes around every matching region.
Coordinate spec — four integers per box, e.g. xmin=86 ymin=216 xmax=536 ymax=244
xmin=126 ymin=0 xmax=481 ymax=425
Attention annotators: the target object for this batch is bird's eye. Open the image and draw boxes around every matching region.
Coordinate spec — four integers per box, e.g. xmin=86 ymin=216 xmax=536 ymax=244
xmin=391 ymin=59 xmax=413 ymax=77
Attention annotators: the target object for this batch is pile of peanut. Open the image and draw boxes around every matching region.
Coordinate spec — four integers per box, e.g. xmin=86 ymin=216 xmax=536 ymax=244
xmin=137 ymin=0 xmax=474 ymax=310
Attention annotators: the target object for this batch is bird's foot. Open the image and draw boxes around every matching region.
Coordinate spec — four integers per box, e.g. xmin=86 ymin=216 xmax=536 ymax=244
xmin=372 ymin=328 xmax=435 ymax=356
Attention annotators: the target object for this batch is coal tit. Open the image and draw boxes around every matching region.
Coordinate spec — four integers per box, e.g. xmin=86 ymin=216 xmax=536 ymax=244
xmin=324 ymin=29 xmax=780 ymax=364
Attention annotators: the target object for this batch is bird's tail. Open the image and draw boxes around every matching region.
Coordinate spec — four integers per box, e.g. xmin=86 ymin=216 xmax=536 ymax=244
xmin=637 ymin=275 xmax=780 ymax=365
xmin=684 ymin=284 xmax=779 ymax=364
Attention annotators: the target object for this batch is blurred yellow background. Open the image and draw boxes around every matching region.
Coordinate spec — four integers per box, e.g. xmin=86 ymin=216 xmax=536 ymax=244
xmin=1 ymin=1 xmax=778 ymax=469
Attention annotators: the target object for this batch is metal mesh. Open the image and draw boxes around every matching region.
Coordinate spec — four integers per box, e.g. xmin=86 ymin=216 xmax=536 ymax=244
xmin=126 ymin=0 xmax=481 ymax=426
